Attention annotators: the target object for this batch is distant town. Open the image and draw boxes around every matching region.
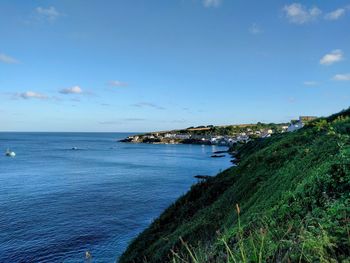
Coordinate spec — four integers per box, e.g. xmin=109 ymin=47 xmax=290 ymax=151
xmin=120 ymin=116 xmax=317 ymax=147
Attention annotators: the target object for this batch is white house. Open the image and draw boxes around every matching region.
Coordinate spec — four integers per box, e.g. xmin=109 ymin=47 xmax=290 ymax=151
xmin=281 ymin=126 xmax=289 ymax=132
xmin=164 ymin=133 xmax=176 ymax=138
xmin=175 ymin=134 xmax=191 ymax=140
xmin=210 ymin=138 xmax=218 ymax=144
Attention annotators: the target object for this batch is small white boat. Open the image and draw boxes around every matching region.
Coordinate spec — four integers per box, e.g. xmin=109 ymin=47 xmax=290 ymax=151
xmin=71 ymin=147 xmax=78 ymax=150
xmin=5 ymin=148 xmax=16 ymax=157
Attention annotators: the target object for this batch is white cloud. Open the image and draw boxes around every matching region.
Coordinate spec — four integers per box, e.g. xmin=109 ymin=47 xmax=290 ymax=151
xmin=36 ymin=6 xmax=61 ymax=21
xmin=333 ymin=73 xmax=350 ymax=81
xmin=132 ymin=102 xmax=165 ymax=110
xmin=0 ymin=53 xmax=19 ymax=64
xmin=304 ymin=81 xmax=318 ymax=86
xmin=59 ymin=86 xmax=83 ymax=94
xmin=17 ymin=91 xmax=48 ymax=100
xmin=203 ymin=0 xmax=222 ymax=8
xmin=283 ymin=3 xmax=322 ymax=24
xmin=109 ymin=80 xmax=128 ymax=87
xmin=320 ymin=49 xmax=344 ymax=65
xmin=325 ymin=8 xmax=346 ymax=20
xmin=249 ymin=23 xmax=263 ymax=35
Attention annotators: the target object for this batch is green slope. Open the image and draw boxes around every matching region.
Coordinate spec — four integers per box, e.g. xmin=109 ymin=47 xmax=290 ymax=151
xmin=119 ymin=109 xmax=350 ymax=263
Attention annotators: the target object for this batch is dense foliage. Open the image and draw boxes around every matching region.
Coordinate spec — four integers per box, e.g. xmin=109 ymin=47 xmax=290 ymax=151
xmin=119 ymin=109 xmax=350 ymax=263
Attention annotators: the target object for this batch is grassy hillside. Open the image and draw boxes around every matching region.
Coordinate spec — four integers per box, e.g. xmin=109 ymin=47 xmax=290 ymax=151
xmin=119 ymin=109 xmax=350 ymax=263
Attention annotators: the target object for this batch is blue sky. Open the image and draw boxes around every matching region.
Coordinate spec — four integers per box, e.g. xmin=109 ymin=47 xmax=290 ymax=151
xmin=0 ymin=0 xmax=349 ymax=132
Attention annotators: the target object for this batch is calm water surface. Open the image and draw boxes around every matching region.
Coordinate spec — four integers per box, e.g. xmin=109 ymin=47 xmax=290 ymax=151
xmin=0 ymin=133 xmax=232 ymax=262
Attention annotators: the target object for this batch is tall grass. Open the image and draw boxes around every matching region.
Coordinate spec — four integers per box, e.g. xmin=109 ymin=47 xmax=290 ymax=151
xmin=171 ymin=204 xmax=268 ymax=263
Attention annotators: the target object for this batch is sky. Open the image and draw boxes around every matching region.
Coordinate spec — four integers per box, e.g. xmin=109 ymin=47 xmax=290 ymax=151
xmin=0 ymin=0 xmax=349 ymax=132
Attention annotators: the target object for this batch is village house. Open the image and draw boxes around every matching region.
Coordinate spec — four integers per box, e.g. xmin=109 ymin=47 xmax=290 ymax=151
xmin=131 ymin=136 xmax=139 ymax=142
xmin=175 ymin=134 xmax=191 ymax=140
xmin=164 ymin=133 xmax=176 ymax=138
xmin=210 ymin=137 xmax=218 ymax=144
xmin=281 ymin=126 xmax=289 ymax=132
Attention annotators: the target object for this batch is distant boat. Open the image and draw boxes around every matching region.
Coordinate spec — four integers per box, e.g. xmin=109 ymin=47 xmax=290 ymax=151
xmin=71 ymin=147 xmax=78 ymax=150
xmin=5 ymin=149 xmax=16 ymax=157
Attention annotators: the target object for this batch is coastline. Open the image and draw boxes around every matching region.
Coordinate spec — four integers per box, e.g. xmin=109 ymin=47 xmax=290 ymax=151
xmin=120 ymin=136 xmax=239 ymax=166
xmin=118 ymin=122 xmax=289 ymax=147
xmin=118 ymin=109 xmax=350 ymax=263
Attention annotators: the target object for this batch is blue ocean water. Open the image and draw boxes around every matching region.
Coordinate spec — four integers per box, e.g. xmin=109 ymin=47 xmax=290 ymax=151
xmin=0 ymin=133 xmax=232 ymax=262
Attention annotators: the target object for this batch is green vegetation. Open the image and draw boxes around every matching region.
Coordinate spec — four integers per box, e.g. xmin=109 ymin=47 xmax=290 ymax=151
xmin=119 ymin=109 xmax=350 ymax=263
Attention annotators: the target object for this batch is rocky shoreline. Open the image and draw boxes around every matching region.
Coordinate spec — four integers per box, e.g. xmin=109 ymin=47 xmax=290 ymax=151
xmin=119 ymin=137 xmax=213 ymax=145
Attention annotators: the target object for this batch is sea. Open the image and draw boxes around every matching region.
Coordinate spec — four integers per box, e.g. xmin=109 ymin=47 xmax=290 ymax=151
xmin=0 ymin=132 xmax=232 ymax=262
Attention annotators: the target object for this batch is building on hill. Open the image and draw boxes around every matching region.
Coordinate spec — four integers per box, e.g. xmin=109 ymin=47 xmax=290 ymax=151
xmin=164 ymin=133 xmax=176 ymax=138
xmin=299 ymin=116 xmax=317 ymax=123
xmin=287 ymin=116 xmax=317 ymax=132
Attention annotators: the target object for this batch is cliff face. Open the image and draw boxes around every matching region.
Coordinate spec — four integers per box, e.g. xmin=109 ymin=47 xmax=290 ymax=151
xmin=119 ymin=109 xmax=350 ymax=263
